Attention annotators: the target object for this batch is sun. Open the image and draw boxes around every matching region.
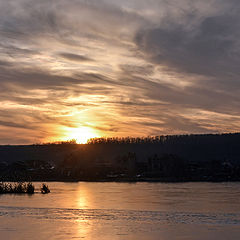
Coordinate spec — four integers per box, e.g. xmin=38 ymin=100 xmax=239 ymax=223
xmin=67 ymin=126 xmax=100 ymax=144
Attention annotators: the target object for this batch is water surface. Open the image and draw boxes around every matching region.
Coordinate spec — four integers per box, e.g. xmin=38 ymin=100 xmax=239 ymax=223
xmin=0 ymin=182 xmax=240 ymax=239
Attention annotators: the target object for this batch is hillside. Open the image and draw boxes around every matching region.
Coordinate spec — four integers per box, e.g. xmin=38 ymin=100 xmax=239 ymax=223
xmin=0 ymin=133 xmax=240 ymax=181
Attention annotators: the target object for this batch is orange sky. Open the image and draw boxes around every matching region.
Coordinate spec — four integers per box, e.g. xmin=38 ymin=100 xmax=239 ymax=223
xmin=1 ymin=0 xmax=240 ymax=144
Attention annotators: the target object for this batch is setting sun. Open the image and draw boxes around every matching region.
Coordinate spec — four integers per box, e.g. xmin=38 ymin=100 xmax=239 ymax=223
xmin=67 ymin=126 xmax=100 ymax=144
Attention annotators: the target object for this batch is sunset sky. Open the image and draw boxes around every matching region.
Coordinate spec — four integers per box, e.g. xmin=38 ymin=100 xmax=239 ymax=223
xmin=1 ymin=0 xmax=240 ymax=144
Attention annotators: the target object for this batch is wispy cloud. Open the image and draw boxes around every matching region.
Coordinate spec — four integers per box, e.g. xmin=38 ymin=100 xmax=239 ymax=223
xmin=0 ymin=0 xmax=240 ymax=144
xmin=58 ymin=52 xmax=94 ymax=62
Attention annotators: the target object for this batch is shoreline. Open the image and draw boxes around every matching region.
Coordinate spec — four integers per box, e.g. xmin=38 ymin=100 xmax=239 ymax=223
xmin=1 ymin=178 xmax=240 ymax=183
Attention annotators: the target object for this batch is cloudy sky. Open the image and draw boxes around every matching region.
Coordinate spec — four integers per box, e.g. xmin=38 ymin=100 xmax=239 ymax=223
xmin=1 ymin=0 xmax=240 ymax=144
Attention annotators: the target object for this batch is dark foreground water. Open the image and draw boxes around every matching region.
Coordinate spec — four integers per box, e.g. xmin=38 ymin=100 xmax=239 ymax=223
xmin=0 ymin=182 xmax=240 ymax=240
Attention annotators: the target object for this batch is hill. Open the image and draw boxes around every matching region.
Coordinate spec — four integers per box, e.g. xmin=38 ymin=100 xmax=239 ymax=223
xmin=1 ymin=133 xmax=240 ymax=181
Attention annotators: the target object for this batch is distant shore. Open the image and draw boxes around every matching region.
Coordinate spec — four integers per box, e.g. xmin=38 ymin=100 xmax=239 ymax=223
xmin=2 ymin=176 xmax=240 ymax=183
xmin=1 ymin=134 xmax=240 ymax=183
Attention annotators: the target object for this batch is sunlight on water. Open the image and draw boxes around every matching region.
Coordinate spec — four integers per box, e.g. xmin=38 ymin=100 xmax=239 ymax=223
xmin=1 ymin=182 xmax=240 ymax=240
xmin=77 ymin=184 xmax=92 ymax=209
xmin=76 ymin=219 xmax=91 ymax=239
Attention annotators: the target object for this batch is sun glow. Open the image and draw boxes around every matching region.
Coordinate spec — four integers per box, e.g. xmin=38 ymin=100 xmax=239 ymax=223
xmin=67 ymin=126 xmax=100 ymax=144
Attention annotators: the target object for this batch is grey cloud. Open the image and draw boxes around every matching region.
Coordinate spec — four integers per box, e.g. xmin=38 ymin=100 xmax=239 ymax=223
xmin=0 ymin=120 xmax=36 ymax=130
xmin=142 ymin=77 xmax=240 ymax=116
xmin=0 ymin=60 xmax=12 ymax=66
xmin=119 ymin=64 xmax=154 ymax=76
xmin=0 ymin=0 xmax=146 ymax=48
xmin=133 ymin=1 xmax=240 ymax=124
xmin=116 ymin=70 xmax=240 ymax=118
xmin=0 ymin=69 xmax=79 ymax=89
xmin=0 ymin=1 xmax=60 ymax=36
xmin=115 ymin=100 xmax=218 ymax=135
xmin=1 ymin=45 xmax=39 ymax=58
xmin=58 ymin=52 xmax=93 ymax=62
xmin=139 ymin=115 xmax=211 ymax=134
xmin=135 ymin=11 xmax=240 ymax=79
xmin=0 ymin=65 xmax=114 ymax=90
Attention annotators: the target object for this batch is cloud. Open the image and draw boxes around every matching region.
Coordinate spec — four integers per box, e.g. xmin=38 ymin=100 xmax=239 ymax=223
xmin=58 ymin=52 xmax=93 ymax=62
xmin=0 ymin=64 xmax=117 ymax=91
xmin=135 ymin=2 xmax=240 ymax=82
xmin=1 ymin=0 xmax=240 ymax=144
xmin=119 ymin=64 xmax=154 ymax=76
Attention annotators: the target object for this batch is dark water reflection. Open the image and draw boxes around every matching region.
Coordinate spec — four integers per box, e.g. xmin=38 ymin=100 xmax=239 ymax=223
xmin=0 ymin=182 xmax=240 ymax=239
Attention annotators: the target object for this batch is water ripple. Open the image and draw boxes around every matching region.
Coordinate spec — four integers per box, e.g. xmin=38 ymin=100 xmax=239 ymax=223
xmin=0 ymin=206 xmax=240 ymax=226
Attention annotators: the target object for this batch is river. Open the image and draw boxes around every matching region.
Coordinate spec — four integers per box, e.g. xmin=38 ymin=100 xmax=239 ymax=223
xmin=0 ymin=182 xmax=240 ymax=239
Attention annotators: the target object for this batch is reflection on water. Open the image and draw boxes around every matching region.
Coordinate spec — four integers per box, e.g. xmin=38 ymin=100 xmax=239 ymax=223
xmin=77 ymin=184 xmax=92 ymax=209
xmin=0 ymin=182 xmax=240 ymax=240
xmin=76 ymin=184 xmax=91 ymax=238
